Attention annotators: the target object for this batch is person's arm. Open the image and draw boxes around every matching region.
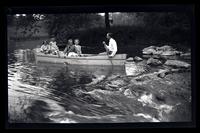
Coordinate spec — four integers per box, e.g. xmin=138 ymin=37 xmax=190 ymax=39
xmin=40 ymin=45 xmax=44 ymax=51
xmin=103 ymin=41 xmax=109 ymax=53
xmin=102 ymin=41 xmax=107 ymax=47
xmin=63 ymin=46 xmax=67 ymax=53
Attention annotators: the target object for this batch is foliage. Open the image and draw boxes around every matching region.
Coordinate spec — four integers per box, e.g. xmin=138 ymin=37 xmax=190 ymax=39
xmin=8 ymin=12 xmax=192 ymax=47
xmin=136 ymin=12 xmax=191 ymax=41
xmin=8 ymin=14 xmax=42 ymax=38
xmin=42 ymin=14 xmax=104 ymax=42
xmin=111 ymin=12 xmax=144 ymax=26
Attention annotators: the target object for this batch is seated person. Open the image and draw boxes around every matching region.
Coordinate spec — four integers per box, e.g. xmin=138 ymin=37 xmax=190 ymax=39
xmin=49 ymin=37 xmax=59 ymax=55
xmin=63 ymin=38 xmax=76 ymax=56
xmin=74 ymin=38 xmax=82 ymax=55
xmin=68 ymin=38 xmax=82 ymax=57
xmin=40 ymin=40 xmax=50 ymax=54
xmin=102 ymin=33 xmax=117 ymax=58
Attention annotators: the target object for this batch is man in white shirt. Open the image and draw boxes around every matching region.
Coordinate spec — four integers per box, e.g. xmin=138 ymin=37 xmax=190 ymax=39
xmin=102 ymin=33 xmax=118 ymax=57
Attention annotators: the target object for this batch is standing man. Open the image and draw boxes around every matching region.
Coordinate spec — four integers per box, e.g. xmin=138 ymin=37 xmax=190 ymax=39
xmin=102 ymin=33 xmax=117 ymax=57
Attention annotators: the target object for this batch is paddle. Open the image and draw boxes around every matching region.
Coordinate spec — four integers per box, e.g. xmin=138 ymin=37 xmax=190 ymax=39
xmin=102 ymin=41 xmax=114 ymax=66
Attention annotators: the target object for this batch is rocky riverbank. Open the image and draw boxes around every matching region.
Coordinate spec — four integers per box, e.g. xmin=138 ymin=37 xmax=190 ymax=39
xmin=73 ymin=45 xmax=191 ymax=122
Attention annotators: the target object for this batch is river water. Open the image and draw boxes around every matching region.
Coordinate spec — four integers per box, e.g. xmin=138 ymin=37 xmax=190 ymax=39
xmin=8 ymin=39 xmax=129 ymax=123
xmin=8 ymin=39 xmax=191 ymax=123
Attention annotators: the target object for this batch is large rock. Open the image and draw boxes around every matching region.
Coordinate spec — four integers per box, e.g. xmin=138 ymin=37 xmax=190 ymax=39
xmin=142 ymin=46 xmax=157 ymax=55
xmin=126 ymin=57 xmax=134 ymax=62
xmin=180 ymin=52 xmax=191 ymax=60
xmin=157 ymin=45 xmax=174 ymax=51
xmin=180 ymin=52 xmax=191 ymax=57
xmin=142 ymin=48 xmax=157 ymax=55
xmin=153 ymin=50 xmax=163 ymax=55
xmin=143 ymin=45 xmax=182 ymax=56
xmin=143 ymin=46 xmax=156 ymax=51
xmin=133 ymin=56 xmax=143 ymax=61
xmin=147 ymin=58 xmax=162 ymax=66
xmin=161 ymin=50 xmax=181 ymax=56
xmin=164 ymin=60 xmax=191 ymax=68
xmin=157 ymin=69 xmax=170 ymax=78
xmin=108 ymin=79 xmax=127 ymax=88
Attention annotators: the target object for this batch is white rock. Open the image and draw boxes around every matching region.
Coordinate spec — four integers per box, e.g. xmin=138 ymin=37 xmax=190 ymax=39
xmin=180 ymin=52 xmax=191 ymax=57
xmin=133 ymin=56 xmax=143 ymax=61
xmin=142 ymin=46 xmax=156 ymax=51
xmin=142 ymin=48 xmax=157 ymax=55
xmin=157 ymin=45 xmax=173 ymax=51
xmin=164 ymin=60 xmax=191 ymax=68
xmin=161 ymin=50 xmax=181 ymax=56
xmin=126 ymin=57 xmax=134 ymax=62
xmin=147 ymin=58 xmax=162 ymax=66
xmin=124 ymin=89 xmax=134 ymax=98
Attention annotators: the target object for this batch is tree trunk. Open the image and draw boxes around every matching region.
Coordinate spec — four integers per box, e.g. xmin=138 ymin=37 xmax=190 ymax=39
xmin=105 ymin=12 xmax=110 ymax=30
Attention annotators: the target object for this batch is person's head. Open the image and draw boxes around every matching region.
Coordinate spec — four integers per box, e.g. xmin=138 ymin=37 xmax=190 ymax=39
xmin=68 ymin=39 xmax=73 ymax=45
xmin=74 ymin=39 xmax=80 ymax=45
xmin=50 ymin=37 xmax=56 ymax=42
xmin=106 ymin=33 xmax=113 ymax=39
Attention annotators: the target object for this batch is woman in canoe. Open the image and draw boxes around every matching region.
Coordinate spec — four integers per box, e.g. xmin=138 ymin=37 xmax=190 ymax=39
xmin=49 ymin=37 xmax=59 ymax=55
xmin=102 ymin=33 xmax=118 ymax=58
xmin=40 ymin=40 xmax=51 ymax=54
xmin=68 ymin=38 xmax=82 ymax=57
xmin=74 ymin=38 xmax=82 ymax=55
xmin=63 ymin=38 xmax=76 ymax=56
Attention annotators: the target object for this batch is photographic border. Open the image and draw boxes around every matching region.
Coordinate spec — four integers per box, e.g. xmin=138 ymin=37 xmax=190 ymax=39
xmin=2 ymin=4 xmax=197 ymax=129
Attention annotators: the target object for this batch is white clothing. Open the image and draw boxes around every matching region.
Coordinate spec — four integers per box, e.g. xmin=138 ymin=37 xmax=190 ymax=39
xmin=68 ymin=52 xmax=78 ymax=57
xmin=105 ymin=38 xmax=117 ymax=57
xmin=40 ymin=45 xmax=50 ymax=52
xmin=49 ymin=41 xmax=59 ymax=51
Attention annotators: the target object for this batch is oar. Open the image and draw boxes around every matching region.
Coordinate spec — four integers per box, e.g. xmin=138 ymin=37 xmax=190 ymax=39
xmin=102 ymin=42 xmax=114 ymax=66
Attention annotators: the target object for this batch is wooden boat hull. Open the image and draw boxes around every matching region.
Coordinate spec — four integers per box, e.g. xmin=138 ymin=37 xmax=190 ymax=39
xmin=34 ymin=49 xmax=127 ymax=66
xmin=36 ymin=62 xmax=126 ymax=75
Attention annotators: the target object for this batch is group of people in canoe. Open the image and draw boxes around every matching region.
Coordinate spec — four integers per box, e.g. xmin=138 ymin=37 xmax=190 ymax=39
xmin=40 ymin=37 xmax=82 ymax=57
xmin=40 ymin=33 xmax=118 ymax=58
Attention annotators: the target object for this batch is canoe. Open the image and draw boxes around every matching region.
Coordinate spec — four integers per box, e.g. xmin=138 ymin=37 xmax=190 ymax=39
xmin=34 ymin=49 xmax=127 ymax=66
xmin=36 ymin=62 xmax=126 ymax=75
